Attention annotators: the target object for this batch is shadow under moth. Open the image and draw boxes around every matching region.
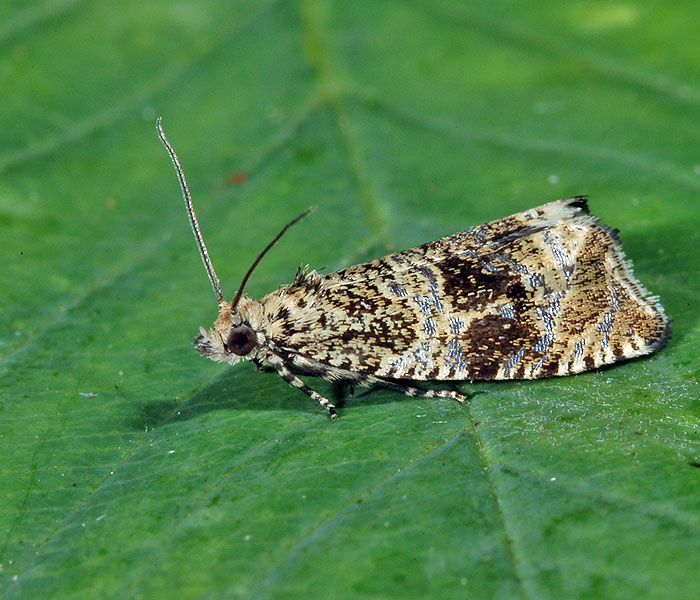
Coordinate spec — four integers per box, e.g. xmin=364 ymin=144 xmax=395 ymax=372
xmin=157 ymin=119 xmax=670 ymax=419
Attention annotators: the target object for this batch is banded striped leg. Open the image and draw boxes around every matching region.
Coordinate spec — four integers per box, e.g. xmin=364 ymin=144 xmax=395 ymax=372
xmin=377 ymin=380 xmax=466 ymax=404
xmin=272 ymin=359 xmax=338 ymax=419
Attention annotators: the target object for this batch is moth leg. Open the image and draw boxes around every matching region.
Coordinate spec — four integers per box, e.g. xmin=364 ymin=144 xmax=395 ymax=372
xmin=271 ymin=359 xmax=338 ymax=420
xmin=376 ymin=380 xmax=466 ymax=404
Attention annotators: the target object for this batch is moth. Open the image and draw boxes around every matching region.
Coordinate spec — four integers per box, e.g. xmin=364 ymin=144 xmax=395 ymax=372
xmin=157 ymin=119 xmax=670 ymax=419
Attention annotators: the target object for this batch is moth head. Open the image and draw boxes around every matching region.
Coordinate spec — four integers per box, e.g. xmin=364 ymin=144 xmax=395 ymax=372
xmin=194 ymin=301 xmax=262 ymax=365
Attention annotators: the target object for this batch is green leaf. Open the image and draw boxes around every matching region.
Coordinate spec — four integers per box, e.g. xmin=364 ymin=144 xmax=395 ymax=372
xmin=1 ymin=1 xmax=698 ymax=599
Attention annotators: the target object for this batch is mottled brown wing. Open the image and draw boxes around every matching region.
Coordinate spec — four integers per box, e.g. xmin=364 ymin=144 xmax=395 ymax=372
xmin=269 ymin=197 xmax=669 ymax=381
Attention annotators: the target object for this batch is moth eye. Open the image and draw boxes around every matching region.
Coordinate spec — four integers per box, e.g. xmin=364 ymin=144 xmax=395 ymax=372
xmin=225 ymin=326 xmax=257 ymax=356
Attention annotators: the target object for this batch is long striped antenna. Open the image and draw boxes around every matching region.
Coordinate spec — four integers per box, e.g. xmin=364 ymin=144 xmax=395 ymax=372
xmin=157 ymin=117 xmax=224 ymax=306
xmin=158 ymin=118 xmax=314 ymax=312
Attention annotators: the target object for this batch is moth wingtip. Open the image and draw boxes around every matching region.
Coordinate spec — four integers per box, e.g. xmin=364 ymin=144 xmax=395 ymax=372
xmin=649 ymin=315 xmax=673 ymax=353
xmin=566 ymin=195 xmax=589 ymax=213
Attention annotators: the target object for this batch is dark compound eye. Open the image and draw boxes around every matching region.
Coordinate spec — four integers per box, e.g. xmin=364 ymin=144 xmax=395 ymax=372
xmin=225 ymin=326 xmax=257 ymax=356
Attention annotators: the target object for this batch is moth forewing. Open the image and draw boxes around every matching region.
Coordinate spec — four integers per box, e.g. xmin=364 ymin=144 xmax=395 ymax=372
xmin=159 ymin=120 xmax=669 ymax=419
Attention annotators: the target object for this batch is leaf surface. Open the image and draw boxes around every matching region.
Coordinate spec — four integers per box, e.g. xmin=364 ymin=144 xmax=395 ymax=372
xmin=1 ymin=1 xmax=698 ymax=599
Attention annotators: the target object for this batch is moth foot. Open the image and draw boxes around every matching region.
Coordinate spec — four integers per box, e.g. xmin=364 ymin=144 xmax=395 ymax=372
xmin=451 ymin=391 xmax=467 ymax=404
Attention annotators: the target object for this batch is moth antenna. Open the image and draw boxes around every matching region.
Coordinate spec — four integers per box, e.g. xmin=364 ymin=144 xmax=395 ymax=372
xmin=157 ymin=117 xmax=225 ymax=307
xmin=230 ymin=206 xmax=316 ymax=312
